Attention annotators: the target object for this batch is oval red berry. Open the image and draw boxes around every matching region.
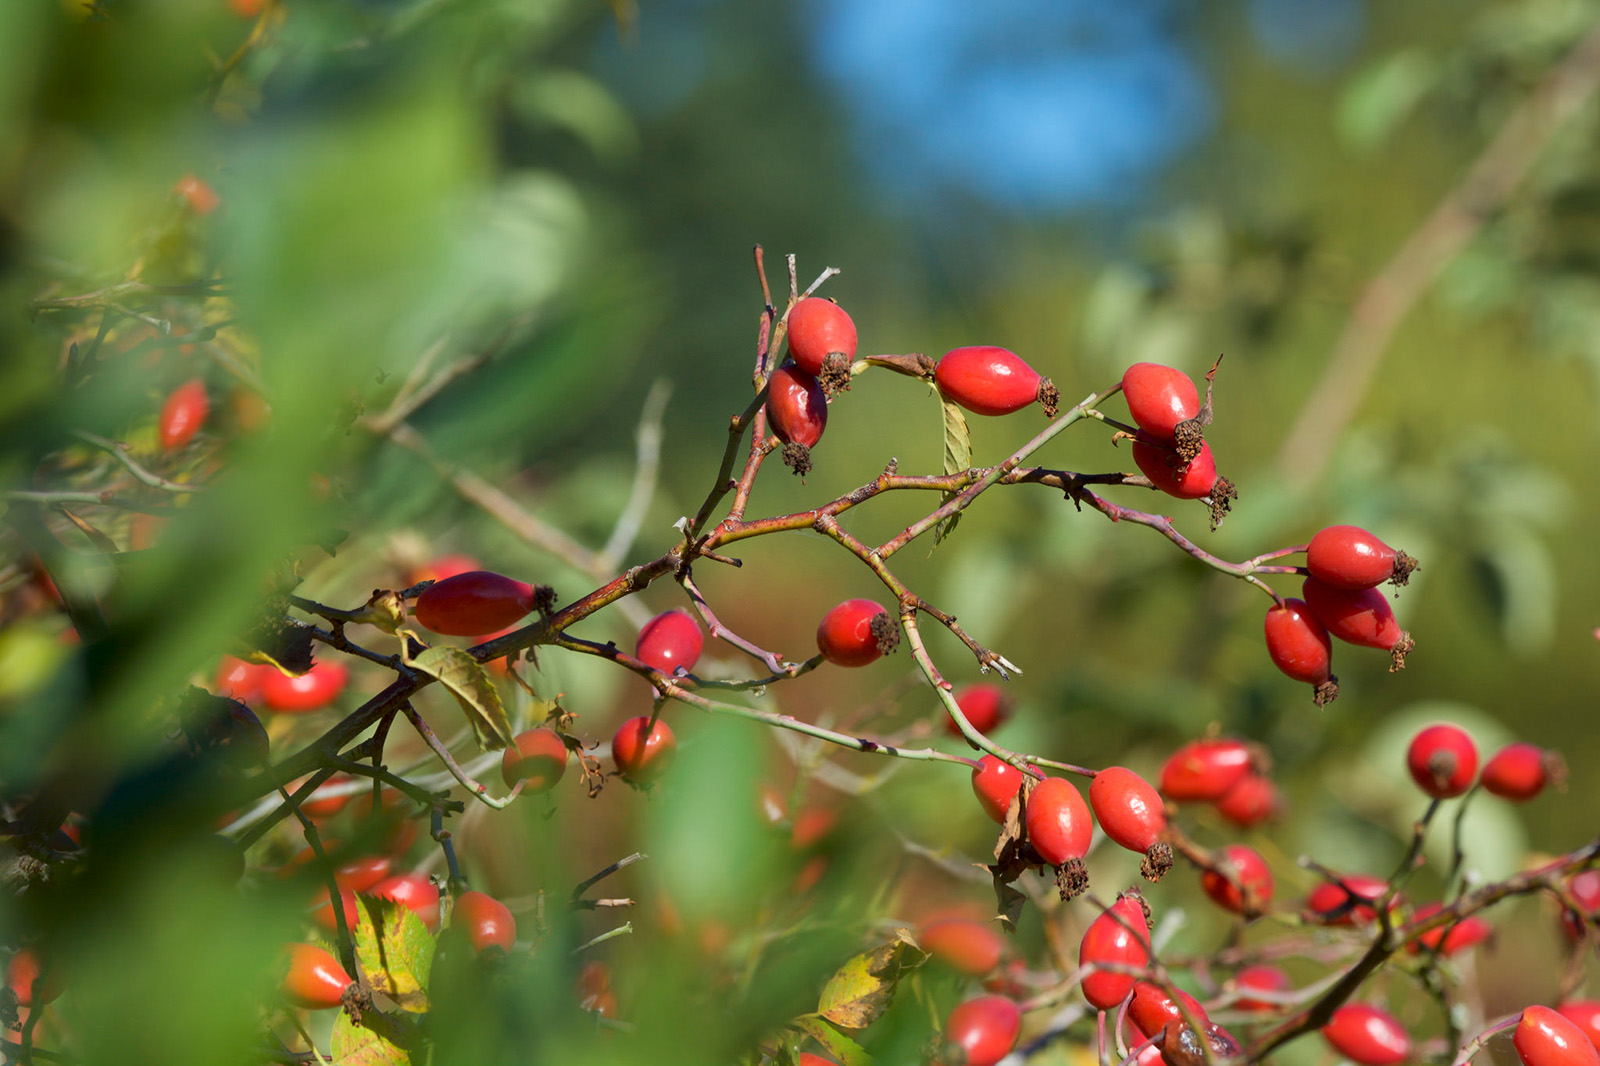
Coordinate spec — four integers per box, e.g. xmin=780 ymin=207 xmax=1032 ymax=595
xmin=1089 ymin=766 xmax=1166 ymax=853
xmin=501 ymin=728 xmax=569 ymax=791
xmin=1516 ymin=1005 xmax=1600 ymax=1066
xmin=612 ymin=715 xmax=675 ymax=782
xmin=816 ymin=598 xmax=891 ymax=667
xmin=1121 ymin=363 xmax=1199 ymax=441
xmin=947 ymin=683 xmax=1011 ymax=736
xmin=1159 ymin=738 xmax=1253 ymax=802
xmin=1263 ymin=598 xmax=1332 ymax=685
xmin=1481 ymin=742 xmax=1555 ymax=801
xmin=1322 ymin=1004 xmax=1410 ymax=1066
xmin=1306 ymin=525 xmax=1399 ymax=589
xmin=1079 ymin=894 xmax=1150 ymax=1010
xmin=1132 ymin=438 xmax=1218 ymax=499
xmin=786 ymin=297 xmax=857 ymax=377
xmin=1024 ymin=776 xmax=1092 ymax=867
xmin=159 ymin=378 xmax=210 ymax=451
xmin=452 ymin=890 xmax=516 ymax=954
xmin=635 ymin=608 xmax=704 ymax=675
xmin=1406 ymin=723 xmax=1478 ymax=798
xmin=1302 ymin=577 xmax=1404 ymax=650
xmin=260 ymin=661 xmax=350 ymax=713
xmin=935 ymin=346 xmax=1042 ymax=417
xmin=414 ymin=570 xmax=537 ymax=637
xmin=971 ymin=754 xmax=1025 ymax=824
xmin=920 ymin=917 xmax=1004 ymax=976
xmin=766 ymin=362 xmax=828 ymax=448
xmin=944 ymin=995 xmax=1022 ymax=1066
xmin=1200 ymin=843 xmax=1273 ymax=915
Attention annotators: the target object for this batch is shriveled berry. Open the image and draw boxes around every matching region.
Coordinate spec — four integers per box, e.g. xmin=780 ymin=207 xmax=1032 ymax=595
xmin=946 ymin=683 xmax=1011 ymax=736
xmin=1025 ymin=776 xmax=1093 ymax=867
xmin=816 ymin=598 xmax=895 ymax=667
xmin=786 ymin=297 xmax=857 ymax=378
xmin=1079 ymin=892 xmax=1150 ymax=1010
xmin=1516 ymin=1005 xmax=1600 ymax=1066
xmin=1159 ymin=739 xmax=1254 ymax=802
xmin=1482 ymin=742 xmax=1563 ymax=801
xmin=1305 ymin=874 xmax=1390 ymax=925
xmin=1263 ymin=597 xmax=1337 ymax=705
xmin=935 ymin=346 xmax=1048 ymax=417
xmin=1200 ymin=844 xmax=1273 ymax=916
xmin=766 ymin=362 xmax=828 ymax=449
xmin=260 ymin=661 xmax=349 ymax=713
xmin=282 ymin=943 xmax=353 ymax=1010
xmin=1406 ymin=723 xmax=1478 ymax=799
xmin=1132 ymin=438 xmax=1218 ymax=500
xmin=1089 ymin=767 xmax=1167 ymax=853
xmin=1307 ymin=525 xmax=1415 ymax=589
xmin=920 ymin=917 xmax=1005 ymax=976
xmin=1128 ymin=981 xmax=1209 ymax=1039
xmin=971 ymin=755 xmax=1026 ymax=824
xmin=452 ymin=890 xmax=516 ymax=954
xmin=159 ymin=378 xmax=210 ymax=451
xmin=1302 ymin=577 xmax=1410 ymax=660
xmin=613 ymin=715 xmax=675 ymax=782
xmin=944 ymin=995 xmax=1022 ymax=1066
xmin=1160 ymin=1020 xmax=1241 ymax=1066
xmin=1556 ymin=1002 xmax=1600 ymax=1053
xmin=1232 ymin=965 xmax=1291 ymax=1012
xmin=1406 ymin=903 xmax=1491 ymax=956
xmin=371 ymin=873 xmax=441 ymax=931
xmin=1122 ymin=363 xmax=1199 ymax=441
xmin=501 ymin=728 xmax=569 ymax=791
xmin=1214 ymin=773 xmax=1279 ymax=828
xmin=414 ymin=570 xmax=538 ymax=636
xmin=1322 ymin=1004 xmax=1411 ymax=1066
xmin=635 ymin=608 xmax=704 ymax=675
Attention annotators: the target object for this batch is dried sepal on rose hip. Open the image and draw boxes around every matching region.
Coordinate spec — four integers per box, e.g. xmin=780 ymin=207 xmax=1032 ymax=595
xmin=1122 ymin=362 xmax=1199 ymax=445
xmin=765 ymin=361 xmax=828 ymax=476
xmin=935 ymin=345 xmax=1059 ymax=418
xmin=1128 ymin=436 xmax=1238 ymax=530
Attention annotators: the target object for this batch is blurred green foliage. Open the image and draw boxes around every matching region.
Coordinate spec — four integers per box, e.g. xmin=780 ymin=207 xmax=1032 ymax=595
xmin=1 ymin=1 xmax=1599 ymax=1064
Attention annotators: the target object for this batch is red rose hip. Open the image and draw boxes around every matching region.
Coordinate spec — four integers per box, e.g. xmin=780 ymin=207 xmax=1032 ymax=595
xmin=946 ymin=682 xmax=1011 ymax=736
xmin=920 ymin=917 xmax=1005 ymax=976
xmin=1556 ymin=1002 xmax=1600 ymax=1053
xmin=1089 ymin=767 xmax=1167 ymax=853
xmin=1159 ymin=738 xmax=1254 ymax=802
xmin=1214 ymin=773 xmax=1279 ymax=828
xmin=414 ymin=570 xmax=539 ymax=636
xmin=159 ymin=378 xmax=210 ymax=452
xmin=816 ymin=598 xmax=895 ymax=667
xmin=1322 ymin=1004 xmax=1410 ymax=1066
xmin=282 ymin=943 xmax=353 ymax=1010
xmin=944 ymin=995 xmax=1022 ymax=1066
xmin=1306 ymin=525 xmax=1414 ymax=589
xmin=372 ymin=873 xmax=442 ymax=931
xmin=1263 ymin=598 xmax=1338 ymax=705
xmin=1516 ymin=1005 xmax=1600 ymax=1066
xmin=1232 ymin=965 xmax=1291 ymax=1012
xmin=260 ymin=661 xmax=349 ymax=713
xmin=785 ymin=297 xmax=857 ymax=378
xmin=1301 ymin=577 xmax=1411 ymax=666
xmin=935 ymin=345 xmax=1050 ymax=417
xmin=1200 ymin=844 xmax=1273 ymax=915
xmin=766 ymin=362 xmax=828 ymax=448
xmin=971 ymin=755 xmax=1025 ymax=824
xmin=635 ymin=608 xmax=704 ymax=675
xmin=500 ymin=728 xmax=569 ymax=791
xmin=1079 ymin=892 xmax=1150 ymax=1010
xmin=1024 ymin=776 xmax=1092 ymax=868
xmin=1406 ymin=724 xmax=1478 ymax=798
xmin=1481 ymin=742 xmax=1562 ymax=801
xmin=1131 ymin=438 xmax=1218 ymax=500
xmin=612 ymin=715 xmax=675 ymax=782
xmin=1121 ymin=363 xmax=1199 ymax=441
xmin=452 ymin=890 xmax=516 ymax=954
xmin=1127 ymin=981 xmax=1208 ymax=1038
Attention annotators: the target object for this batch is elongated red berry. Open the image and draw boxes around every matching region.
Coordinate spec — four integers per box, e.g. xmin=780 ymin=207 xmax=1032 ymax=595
xmin=1482 ymin=742 xmax=1562 ymax=801
xmin=1200 ymin=844 xmax=1273 ymax=915
xmin=1025 ymin=777 xmax=1092 ymax=867
xmin=1307 ymin=525 xmax=1414 ymax=589
xmin=1556 ymin=1002 xmax=1600 ymax=1053
xmin=1302 ymin=577 xmax=1408 ymax=652
xmin=971 ymin=755 xmax=1025 ymax=824
xmin=635 ymin=609 xmax=704 ymax=675
xmin=766 ymin=363 xmax=828 ymax=448
xmin=452 ymin=890 xmax=516 ymax=954
xmin=1322 ymin=1004 xmax=1410 ymax=1066
xmin=1132 ymin=438 xmax=1218 ymax=500
xmin=1232 ymin=965 xmax=1291 ymax=1012
xmin=282 ymin=943 xmax=353 ymax=1010
xmin=216 ymin=655 xmax=273 ymax=703
xmin=1079 ymin=892 xmax=1150 ymax=1010
xmin=1128 ymin=981 xmax=1208 ymax=1039
xmin=1159 ymin=739 xmax=1254 ymax=802
xmin=1516 ymin=1005 xmax=1600 ymax=1066
xmin=1121 ymin=363 xmax=1199 ymax=442
xmin=372 ymin=873 xmax=442 ymax=931
xmin=1305 ymin=874 xmax=1390 ymax=925
xmin=501 ymin=728 xmax=569 ymax=791
xmin=613 ymin=715 xmax=675 ymax=782
xmin=944 ymin=995 xmax=1022 ymax=1066
xmin=160 ymin=378 xmax=210 ymax=451
xmin=936 ymin=346 xmax=1047 ymax=417
xmin=414 ymin=570 xmax=538 ymax=636
xmin=1089 ymin=767 xmax=1167 ymax=853
xmin=816 ymin=598 xmax=895 ymax=667
xmin=1406 ymin=903 xmax=1491 ymax=956
xmin=406 ymin=553 xmax=480 ymax=588
xmin=920 ymin=917 xmax=1005 ymax=976
xmin=1406 ymin=723 xmax=1478 ymax=798
xmin=947 ymin=683 xmax=1011 ymax=736
xmin=1214 ymin=773 xmax=1279 ymax=828
xmin=786 ymin=297 xmax=857 ymax=377
xmin=260 ymin=661 xmax=349 ymax=713
xmin=1263 ymin=598 xmax=1337 ymax=705
xmin=6 ymin=949 xmax=62 ymax=1007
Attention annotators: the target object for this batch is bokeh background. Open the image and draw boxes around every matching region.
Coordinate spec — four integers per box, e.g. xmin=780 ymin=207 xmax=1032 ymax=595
xmin=2 ymin=0 xmax=1599 ymax=1063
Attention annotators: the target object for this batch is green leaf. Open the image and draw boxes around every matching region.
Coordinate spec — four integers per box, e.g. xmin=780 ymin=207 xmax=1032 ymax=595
xmin=351 ymin=895 xmax=436 ymax=1012
xmin=1338 ymin=50 xmax=1437 ymax=153
xmin=411 ymin=645 xmax=514 ymax=751
xmin=793 ymin=1015 xmax=874 ymax=1066
xmin=331 ymin=1008 xmax=421 ymax=1066
xmin=931 ymin=397 xmax=972 ymax=550
xmin=817 ymin=938 xmax=920 ymax=1029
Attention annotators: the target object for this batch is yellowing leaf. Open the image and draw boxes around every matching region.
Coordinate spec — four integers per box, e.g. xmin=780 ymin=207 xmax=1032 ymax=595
xmin=331 ymin=1008 xmax=420 ymax=1066
xmin=817 ymin=939 xmax=921 ymax=1029
xmin=351 ymin=896 xmax=435 ymax=1012
xmin=411 ymin=645 xmax=514 ymax=751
